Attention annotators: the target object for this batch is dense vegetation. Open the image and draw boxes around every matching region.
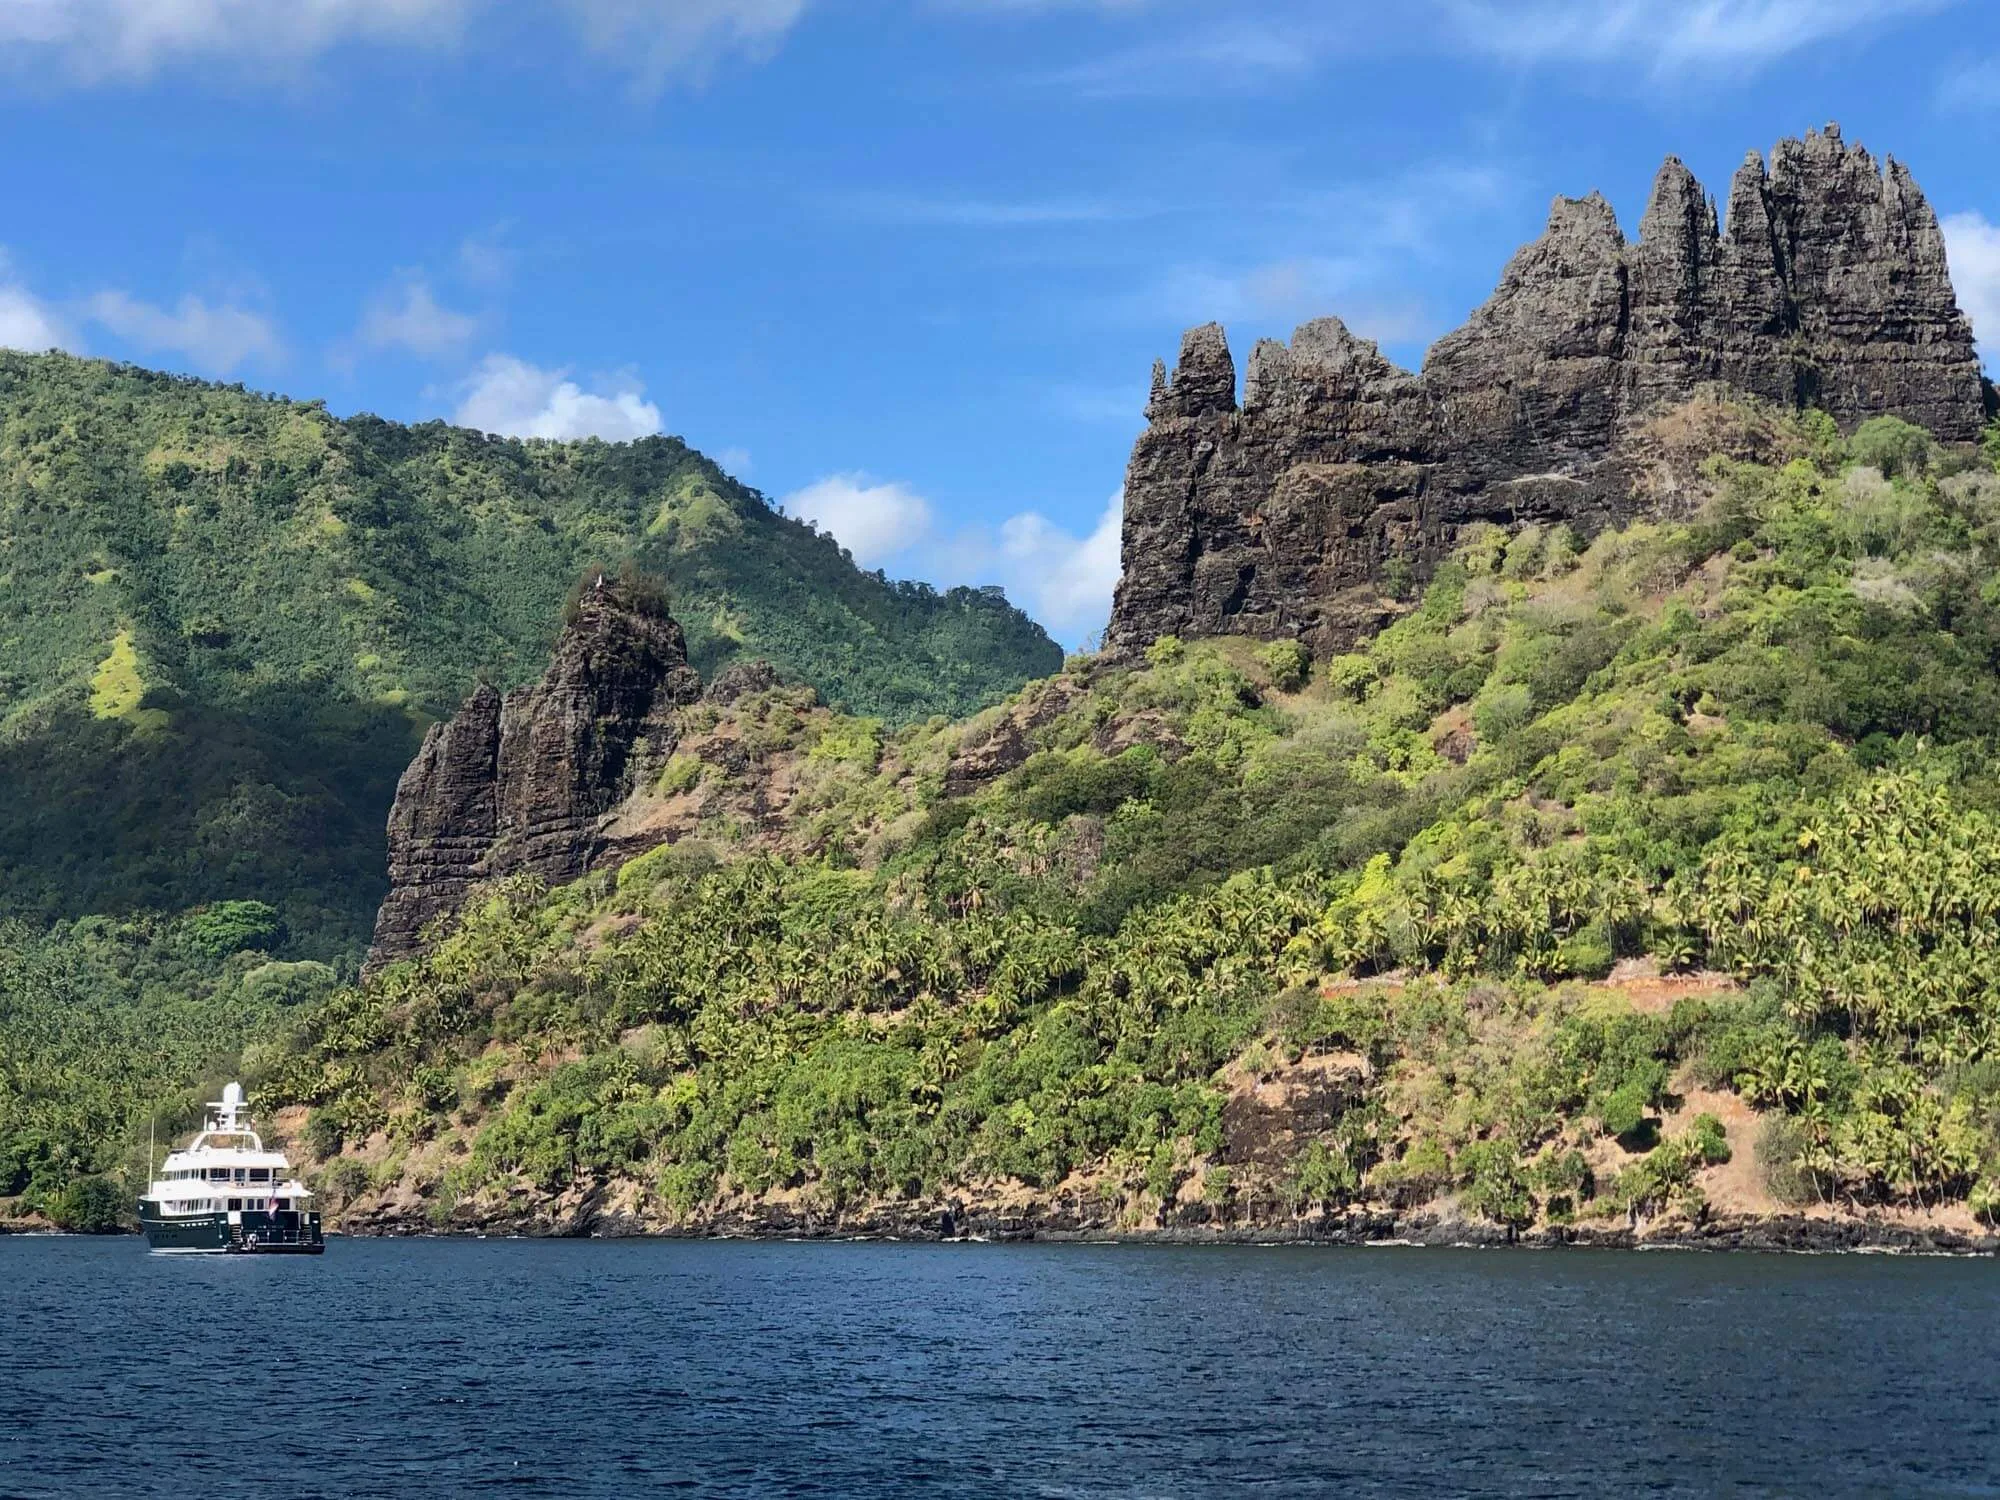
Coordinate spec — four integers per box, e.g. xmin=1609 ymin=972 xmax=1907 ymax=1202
xmin=0 ymin=351 xmax=1059 ymax=954
xmin=237 ymin=404 xmax=2000 ymax=1236
xmin=0 ymin=904 xmax=333 ymax=1218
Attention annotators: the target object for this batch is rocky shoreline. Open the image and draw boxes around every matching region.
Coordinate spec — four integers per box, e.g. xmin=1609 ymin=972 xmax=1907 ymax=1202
xmin=331 ymin=1193 xmax=2000 ymax=1255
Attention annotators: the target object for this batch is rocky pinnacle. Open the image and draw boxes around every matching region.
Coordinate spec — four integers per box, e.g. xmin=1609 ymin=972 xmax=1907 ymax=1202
xmin=366 ymin=580 xmax=704 ymax=969
xmin=1106 ymin=129 xmax=1987 ymax=655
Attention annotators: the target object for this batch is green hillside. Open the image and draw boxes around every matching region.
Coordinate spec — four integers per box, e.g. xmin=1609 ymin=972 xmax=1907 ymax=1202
xmin=18 ymin=396 xmax=2000 ymax=1234
xmin=0 ymin=352 xmax=1060 ymax=954
xmin=212 ymin=403 xmax=2000 ymax=1236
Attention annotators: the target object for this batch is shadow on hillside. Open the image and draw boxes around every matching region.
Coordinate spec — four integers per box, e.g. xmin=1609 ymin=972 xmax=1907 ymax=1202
xmin=0 ymin=686 xmax=423 ymax=960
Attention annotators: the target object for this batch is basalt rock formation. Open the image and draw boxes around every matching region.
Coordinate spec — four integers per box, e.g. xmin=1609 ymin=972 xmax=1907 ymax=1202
xmin=1108 ymin=127 xmax=1988 ymax=653
xmin=367 ymin=581 xmax=704 ymax=968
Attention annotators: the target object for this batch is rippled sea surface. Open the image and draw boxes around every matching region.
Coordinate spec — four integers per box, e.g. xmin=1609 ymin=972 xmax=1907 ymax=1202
xmin=6 ymin=1237 xmax=2000 ymax=1498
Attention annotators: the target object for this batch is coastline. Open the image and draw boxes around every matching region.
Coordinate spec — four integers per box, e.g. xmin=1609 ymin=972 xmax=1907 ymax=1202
xmin=327 ymin=1196 xmax=2000 ymax=1255
xmin=10 ymin=1214 xmax=1994 ymax=1254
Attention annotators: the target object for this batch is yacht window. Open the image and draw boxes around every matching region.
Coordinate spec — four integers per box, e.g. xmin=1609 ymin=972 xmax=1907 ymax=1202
xmin=249 ymin=1168 xmax=270 ymax=1182
xmin=208 ymin=1167 xmax=230 ymax=1181
xmin=228 ymin=1198 xmax=242 ymax=1210
xmin=234 ymin=1169 xmax=247 ymax=1184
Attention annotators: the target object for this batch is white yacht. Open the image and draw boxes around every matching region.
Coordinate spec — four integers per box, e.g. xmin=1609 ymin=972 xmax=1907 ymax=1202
xmin=138 ymin=1083 xmax=324 ymax=1254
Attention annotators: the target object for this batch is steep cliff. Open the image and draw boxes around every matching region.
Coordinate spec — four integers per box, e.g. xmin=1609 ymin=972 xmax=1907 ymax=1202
xmin=368 ymin=581 xmax=704 ymax=967
xmin=1108 ymin=127 xmax=1988 ymax=653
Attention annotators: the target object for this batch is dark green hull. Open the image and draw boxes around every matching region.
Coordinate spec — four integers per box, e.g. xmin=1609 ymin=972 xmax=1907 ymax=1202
xmin=138 ymin=1203 xmax=324 ymax=1254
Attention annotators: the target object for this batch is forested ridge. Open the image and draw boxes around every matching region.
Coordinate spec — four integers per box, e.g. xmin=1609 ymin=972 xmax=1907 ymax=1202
xmin=0 ymin=351 xmax=1059 ymax=957
xmin=13 ymin=393 xmax=2000 ymax=1240
xmin=226 ymin=401 xmax=2000 ymax=1240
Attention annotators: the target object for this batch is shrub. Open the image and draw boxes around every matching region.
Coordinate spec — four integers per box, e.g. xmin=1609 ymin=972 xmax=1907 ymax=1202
xmin=1259 ymin=639 xmax=1312 ymax=693
xmin=51 ymin=1175 xmax=128 ymax=1233
xmin=409 ymin=1064 xmax=458 ymax=1114
xmin=1200 ymin=1165 xmax=1234 ymax=1209
xmin=1145 ymin=635 xmax=1184 ymax=667
xmin=1499 ymin=525 xmax=1546 ymax=581
xmin=302 ymin=1109 xmax=344 ymax=1160
xmin=238 ymin=960 xmax=338 ymax=1008
xmin=656 ymin=753 xmax=703 ymax=796
xmin=1460 ymin=1139 xmax=1534 ymax=1229
xmin=180 ymin=901 xmax=284 ymax=959
xmin=1755 ymin=1116 xmax=1820 ymax=1207
xmin=1687 ymin=1112 xmax=1731 ymax=1166
xmin=320 ymin=1158 xmax=371 ymax=1207
xmin=1555 ymin=922 xmax=1616 ymax=980
xmin=1849 ymin=416 xmax=1932 ymax=478
xmin=1472 ymin=682 xmax=1534 ymax=744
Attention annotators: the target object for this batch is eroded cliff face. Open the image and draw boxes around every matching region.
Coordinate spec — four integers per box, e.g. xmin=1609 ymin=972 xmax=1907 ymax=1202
xmin=1108 ymin=128 xmax=1988 ymax=654
xmin=367 ymin=583 xmax=704 ymax=967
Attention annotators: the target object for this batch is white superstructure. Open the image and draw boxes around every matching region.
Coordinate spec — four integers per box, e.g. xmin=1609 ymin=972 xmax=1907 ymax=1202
xmin=145 ymin=1083 xmax=313 ymax=1219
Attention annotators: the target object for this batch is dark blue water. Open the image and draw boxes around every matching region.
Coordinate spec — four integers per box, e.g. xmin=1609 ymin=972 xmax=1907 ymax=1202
xmin=5 ymin=1238 xmax=1999 ymax=1497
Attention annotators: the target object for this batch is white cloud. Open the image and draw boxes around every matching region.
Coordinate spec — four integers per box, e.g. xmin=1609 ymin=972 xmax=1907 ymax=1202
xmin=1437 ymin=0 xmax=1961 ymax=72
xmin=0 ymin=258 xmax=72 ymax=352
xmin=456 ymin=227 xmax=516 ymax=289
xmin=0 ymin=0 xmax=809 ymax=85
xmin=354 ymin=277 xmax=480 ymax=359
xmin=555 ymin=0 xmax=807 ymax=87
xmin=1041 ymin=19 xmax=1327 ymax=96
xmin=784 ymin=474 xmax=935 ymax=569
xmin=83 ymin=290 xmax=281 ymax=374
xmin=1943 ymin=212 xmax=2000 ymax=370
xmin=784 ymin=470 xmax=1123 ymax=644
xmin=1031 ymin=0 xmax=1963 ymax=96
xmin=451 ymin=353 xmax=663 ymax=441
xmin=714 ymin=446 xmax=754 ymax=476
xmin=993 ymin=491 xmax=1124 ymax=642
xmin=0 ymin=0 xmax=470 ymax=78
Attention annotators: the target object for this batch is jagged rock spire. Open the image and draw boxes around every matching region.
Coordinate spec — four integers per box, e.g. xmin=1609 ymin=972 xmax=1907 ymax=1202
xmin=1107 ymin=131 xmax=1986 ymax=657
xmin=367 ymin=582 xmax=704 ymax=969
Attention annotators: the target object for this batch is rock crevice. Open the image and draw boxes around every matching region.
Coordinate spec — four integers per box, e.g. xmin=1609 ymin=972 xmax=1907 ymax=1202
xmin=1108 ymin=128 xmax=1987 ymax=653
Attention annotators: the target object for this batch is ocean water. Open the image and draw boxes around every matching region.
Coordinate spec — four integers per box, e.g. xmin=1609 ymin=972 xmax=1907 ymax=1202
xmin=4 ymin=1238 xmax=1999 ymax=1498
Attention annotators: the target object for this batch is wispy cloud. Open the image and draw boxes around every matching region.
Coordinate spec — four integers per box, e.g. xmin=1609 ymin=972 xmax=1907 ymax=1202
xmin=452 ymin=354 xmax=662 ymax=442
xmin=1038 ymin=17 xmax=1330 ymax=97
xmin=990 ymin=491 xmax=1123 ymax=642
xmin=83 ymin=289 xmax=281 ymax=374
xmin=1436 ymin=0 xmax=1964 ymax=73
xmin=557 ymin=0 xmax=807 ymax=90
xmin=350 ymin=276 xmax=482 ymax=361
xmin=830 ymin=192 xmax=1158 ymax=228
xmin=1131 ymin=163 xmax=1504 ymax=349
xmin=1026 ymin=0 xmax=1964 ymax=98
xmin=1943 ymin=212 xmax=2000 ymax=371
xmin=0 ymin=0 xmax=811 ymax=87
xmin=1938 ymin=55 xmax=2000 ymax=113
xmin=456 ymin=226 xmax=517 ymax=290
xmin=0 ymin=0 xmax=470 ymax=80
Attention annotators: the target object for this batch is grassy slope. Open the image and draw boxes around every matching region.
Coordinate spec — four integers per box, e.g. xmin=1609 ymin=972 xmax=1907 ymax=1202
xmin=249 ymin=405 xmax=2000 ymax=1238
xmin=0 ymin=352 xmax=1059 ymax=953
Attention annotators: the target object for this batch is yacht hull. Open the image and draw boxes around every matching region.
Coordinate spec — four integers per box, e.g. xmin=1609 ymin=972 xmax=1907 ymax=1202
xmin=139 ymin=1204 xmax=325 ymax=1254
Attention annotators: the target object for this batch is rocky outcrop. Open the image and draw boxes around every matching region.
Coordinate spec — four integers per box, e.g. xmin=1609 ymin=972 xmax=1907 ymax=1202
xmin=367 ymin=581 xmax=703 ymax=968
xmin=1108 ymin=128 xmax=1988 ymax=654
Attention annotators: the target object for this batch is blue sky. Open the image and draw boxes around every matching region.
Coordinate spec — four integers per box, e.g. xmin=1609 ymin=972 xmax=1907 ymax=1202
xmin=1 ymin=0 xmax=1995 ymax=645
